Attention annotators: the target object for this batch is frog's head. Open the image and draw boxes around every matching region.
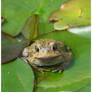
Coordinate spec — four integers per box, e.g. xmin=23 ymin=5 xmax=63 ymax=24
xmin=22 ymin=39 xmax=72 ymax=66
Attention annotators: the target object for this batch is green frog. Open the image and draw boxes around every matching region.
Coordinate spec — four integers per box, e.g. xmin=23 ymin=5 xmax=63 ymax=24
xmin=22 ymin=39 xmax=73 ymax=73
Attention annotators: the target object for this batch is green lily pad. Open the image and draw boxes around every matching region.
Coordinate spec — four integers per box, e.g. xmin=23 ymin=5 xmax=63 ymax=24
xmin=2 ymin=0 xmax=66 ymax=36
xmin=49 ymin=0 xmax=91 ymax=30
xmin=2 ymin=59 xmax=34 ymax=92
xmin=76 ymin=84 xmax=91 ymax=92
xmin=1 ymin=31 xmax=27 ymax=64
xmin=34 ymin=27 xmax=91 ymax=92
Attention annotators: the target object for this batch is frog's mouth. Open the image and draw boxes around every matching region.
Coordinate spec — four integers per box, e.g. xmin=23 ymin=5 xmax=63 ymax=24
xmin=37 ymin=55 xmax=61 ymax=62
xmin=32 ymin=55 xmax=65 ymax=67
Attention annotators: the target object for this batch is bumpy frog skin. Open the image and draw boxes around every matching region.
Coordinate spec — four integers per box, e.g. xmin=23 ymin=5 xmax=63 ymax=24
xmin=22 ymin=39 xmax=73 ymax=73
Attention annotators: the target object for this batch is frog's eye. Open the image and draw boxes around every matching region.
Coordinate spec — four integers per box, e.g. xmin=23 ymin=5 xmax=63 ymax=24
xmin=53 ymin=44 xmax=57 ymax=51
xmin=35 ymin=46 xmax=39 ymax=52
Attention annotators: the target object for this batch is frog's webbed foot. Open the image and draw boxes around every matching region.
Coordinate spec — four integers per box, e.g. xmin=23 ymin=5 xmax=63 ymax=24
xmin=52 ymin=66 xmax=64 ymax=73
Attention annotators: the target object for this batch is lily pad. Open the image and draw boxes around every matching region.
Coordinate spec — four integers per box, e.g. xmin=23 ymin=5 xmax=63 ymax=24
xmin=75 ymin=84 xmax=91 ymax=92
xmin=1 ymin=31 xmax=27 ymax=64
xmin=2 ymin=0 xmax=66 ymax=36
xmin=1 ymin=0 xmax=91 ymax=92
xmin=34 ymin=27 xmax=91 ymax=92
xmin=2 ymin=59 xmax=34 ymax=92
xmin=49 ymin=0 xmax=91 ymax=30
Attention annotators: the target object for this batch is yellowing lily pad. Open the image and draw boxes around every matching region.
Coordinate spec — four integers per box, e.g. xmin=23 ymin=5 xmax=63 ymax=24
xmin=49 ymin=0 xmax=91 ymax=30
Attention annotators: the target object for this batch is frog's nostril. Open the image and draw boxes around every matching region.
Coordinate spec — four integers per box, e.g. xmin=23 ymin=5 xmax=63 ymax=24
xmin=42 ymin=48 xmax=49 ymax=54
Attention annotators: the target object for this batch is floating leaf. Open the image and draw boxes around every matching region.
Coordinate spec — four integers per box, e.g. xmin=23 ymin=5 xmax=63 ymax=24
xmin=1 ymin=0 xmax=91 ymax=92
xmin=75 ymin=84 xmax=91 ymax=92
xmin=1 ymin=31 xmax=27 ymax=64
xmin=49 ymin=0 xmax=91 ymax=30
xmin=2 ymin=0 xmax=66 ymax=36
xmin=2 ymin=59 xmax=35 ymax=92
xmin=34 ymin=27 xmax=91 ymax=92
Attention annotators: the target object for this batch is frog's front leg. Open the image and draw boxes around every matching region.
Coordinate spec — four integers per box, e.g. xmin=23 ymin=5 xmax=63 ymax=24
xmin=52 ymin=65 xmax=64 ymax=73
xmin=32 ymin=65 xmax=50 ymax=73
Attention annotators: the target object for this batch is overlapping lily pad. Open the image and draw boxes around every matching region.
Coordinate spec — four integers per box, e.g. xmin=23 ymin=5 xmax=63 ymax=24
xmin=2 ymin=0 xmax=66 ymax=35
xmin=49 ymin=0 xmax=91 ymax=30
xmin=35 ymin=28 xmax=91 ymax=92
xmin=1 ymin=31 xmax=27 ymax=64
xmin=1 ymin=0 xmax=91 ymax=92
xmin=2 ymin=59 xmax=34 ymax=92
xmin=2 ymin=26 xmax=91 ymax=92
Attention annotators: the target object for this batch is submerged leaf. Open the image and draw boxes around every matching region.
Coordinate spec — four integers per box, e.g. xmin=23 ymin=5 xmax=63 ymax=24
xmin=49 ymin=0 xmax=91 ymax=30
xmin=2 ymin=59 xmax=34 ymax=92
xmin=1 ymin=31 xmax=27 ymax=64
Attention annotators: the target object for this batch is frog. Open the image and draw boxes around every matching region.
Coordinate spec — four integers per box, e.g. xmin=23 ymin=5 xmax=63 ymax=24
xmin=21 ymin=39 xmax=73 ymax=73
